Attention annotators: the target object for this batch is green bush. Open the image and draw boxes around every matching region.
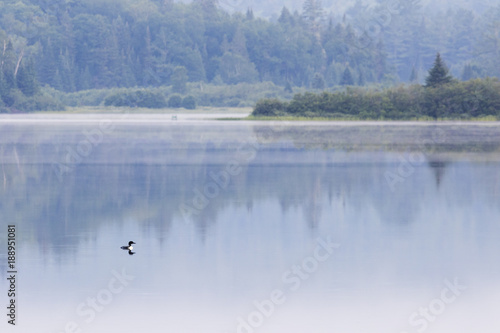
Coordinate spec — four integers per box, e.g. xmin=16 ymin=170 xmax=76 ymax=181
xmin=32 ymin=94 xmax=65 ymax=111
xmin=44 ymin=82 xmax=302 ymax=109
xmin=251 ymin=78 xmax=500 ymax=120
xmin=253 ymin=98 xmax=287 ymax=116
xmin=104 ymin=89 xmax=167 ymax=108
xmin=168 ymin=94 xmax=182 ymax=108
xmin=1 ymin=89 xmax=24 ymax=108
xmin=135 ymin=90 xmax=167 ymax=108
xmin=182 ymin=95 xmax=196 ymax=109
xmin=0 ymin=88 xmax=65 ymax=112
xmin=51 ymin=88 xmax=114 ymax=107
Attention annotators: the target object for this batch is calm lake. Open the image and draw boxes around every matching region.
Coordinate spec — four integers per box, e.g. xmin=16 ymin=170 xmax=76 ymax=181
xmin=1 ymin=115 xmax=500 ymax=333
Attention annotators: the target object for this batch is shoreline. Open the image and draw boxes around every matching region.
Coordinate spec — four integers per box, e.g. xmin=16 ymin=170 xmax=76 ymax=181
xmin=1 ymin=113 xmax=500 ymax=126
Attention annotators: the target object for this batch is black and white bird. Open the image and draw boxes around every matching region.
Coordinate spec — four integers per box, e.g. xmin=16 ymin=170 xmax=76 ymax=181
xmin=121 ymin=241 xmax=135 ymax=250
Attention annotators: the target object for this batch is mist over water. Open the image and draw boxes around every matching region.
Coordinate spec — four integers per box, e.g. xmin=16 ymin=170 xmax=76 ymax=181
xmin=1 ymin=118 xmax=500 ymax=332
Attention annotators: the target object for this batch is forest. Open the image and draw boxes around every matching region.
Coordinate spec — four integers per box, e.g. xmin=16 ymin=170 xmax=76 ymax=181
xmin=0 ymin=0 xmax=500 ymax=112
xmin=251 ymin=54 xmax=500 ymax=120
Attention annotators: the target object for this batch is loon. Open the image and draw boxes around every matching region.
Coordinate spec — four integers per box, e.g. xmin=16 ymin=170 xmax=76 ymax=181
xmin=121 ymin=241 xmax=135 ymax=250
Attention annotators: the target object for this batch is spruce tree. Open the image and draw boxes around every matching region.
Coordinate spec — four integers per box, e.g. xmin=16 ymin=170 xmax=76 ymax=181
xmin=16 ymin=61 xmax=38 ymax=97
xmin=340 ymin=67 xmax=354 ymax=86
xmin=52 ymin=69 xmax=64 ymax=91
xmin=246 ymin=8 xmax=254 ymax=20
xmin=172 ymin=66 xmax=188 ymax=93
xmin=461 ymin=64 xmax=474 ymax=81
xmin=303 ymin=0 xmax=324 ymax=32
xmin=425 ymin=53 xmax=453 ymax=88
xmin=311 ymin=73 xmax=325 ymax=90
xmin=278 ymin=7 xmax=293 ymax=26
xmin=79 ymin=66 xmax=93 ymax=90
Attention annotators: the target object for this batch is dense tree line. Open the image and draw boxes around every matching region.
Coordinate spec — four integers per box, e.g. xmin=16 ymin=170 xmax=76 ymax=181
xmin=102 ymin=88 xmax=197 ymax=109
xmin=1 ymin=0 xmax=499 ymax=96
xmin=216 ymin=0 xmax=500 ymax=19
xmin=252 ymin=55 xmax=500 ymax=119
xmin=0 ymin=39 xmax=63 ymax=112
xmin=252 ymin=78 xmax=500 ymax=120
xmin=346 ymin=1 xmax=500 ymax=83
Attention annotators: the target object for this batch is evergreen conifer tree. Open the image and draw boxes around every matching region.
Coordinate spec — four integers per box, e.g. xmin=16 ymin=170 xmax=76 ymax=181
xmin=425 ymin=53 xmax=453 ymax=88
xmin=246 ymin=8 xmax=254 ymax=20
xmin=172 ymin=66 xmax=188 ymax=93
xmin=312 ymin=73 xmax=325 ymax=89
xmin=340 ymin=67 xmax=354 ymax=86
xmin=303 ymin=0 xmax=324 ymax=33
xmin=16 ymin=61 xmax=38 ymax=97
xmin=52 ymin=69 xmax=64 ymax=91
xmin=461 ymin=64 xmax=474 ymax=81
xmin=278 ymin=7 xmax=293 ymax=26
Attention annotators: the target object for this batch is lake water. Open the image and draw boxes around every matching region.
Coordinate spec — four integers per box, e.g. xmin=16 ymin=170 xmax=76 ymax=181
xmin=1 ymin=115 xmax=500 ymax=333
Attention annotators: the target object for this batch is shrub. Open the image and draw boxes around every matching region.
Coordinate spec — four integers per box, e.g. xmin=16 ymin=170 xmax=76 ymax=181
xmin=0 ymin=88 xmax=65 ymax=112
xmin=104 ymin=92 xmax=130 ymax=107
xmin=182 ymin=95 xmax=196 ymax=109
xmin=168 ymin=94 xmax=182 ymax=108
xmin=251 ymin=78 xmax=500 ymax=120
xmin=1 ymin=89 xmax=24 ymax=108
xmin=48 ymin=82 xmax=298 ymax=109
xmin=252 ymin=98 xmax=287 ymax=116
xmin=135 ymin=90 xmax=167 ymax=108
xmin=32 ymin=94 xmax=65 ymax=111
xmin=104 ymin=89 xmax=167 ymax=108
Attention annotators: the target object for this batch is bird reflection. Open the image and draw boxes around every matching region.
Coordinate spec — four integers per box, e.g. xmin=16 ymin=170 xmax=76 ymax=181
xmin=128 ymin=250 xmax=135 ymax=255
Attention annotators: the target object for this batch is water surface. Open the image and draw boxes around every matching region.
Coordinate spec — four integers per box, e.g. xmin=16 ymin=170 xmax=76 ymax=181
xmin=1 ymin=116 xmax=500 ymax=333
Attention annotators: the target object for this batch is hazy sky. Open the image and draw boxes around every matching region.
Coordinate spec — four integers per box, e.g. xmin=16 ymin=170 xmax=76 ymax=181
xmin=212 ymin=0 xmax=498 ymax=18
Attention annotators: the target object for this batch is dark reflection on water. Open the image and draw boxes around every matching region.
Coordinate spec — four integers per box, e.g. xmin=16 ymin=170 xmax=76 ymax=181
xmin=1 ymin=121 xmax=500 ymax=332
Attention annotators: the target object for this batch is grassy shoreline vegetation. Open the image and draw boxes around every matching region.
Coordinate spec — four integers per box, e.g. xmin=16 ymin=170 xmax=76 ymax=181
xmin=33 ymin=105 xmax=252 ymax=115
xmin=251 ymin=78 xmax=500 ymax=121
xmin=43 ymin=81 xmax=297 ymax=110
xmin=246 ymin=115 xmax=500 ymax=122
xmin=251 ymin=55 xmax=500 ymax=121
